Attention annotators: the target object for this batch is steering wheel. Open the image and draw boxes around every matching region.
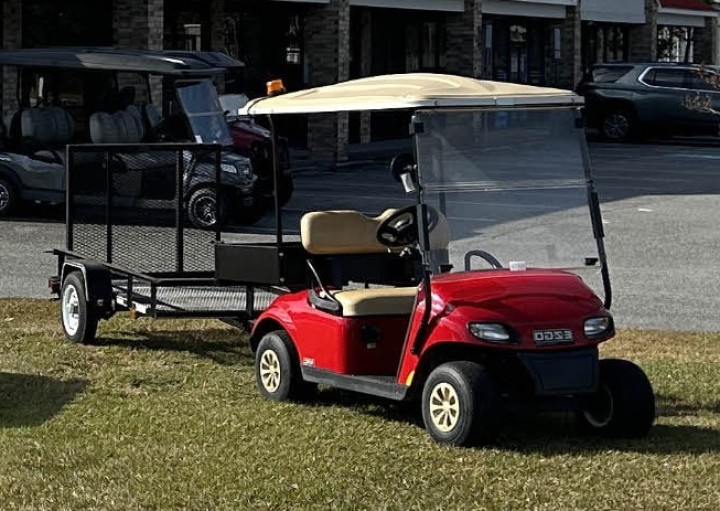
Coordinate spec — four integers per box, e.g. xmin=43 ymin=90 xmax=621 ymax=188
xmin=376 ymin=205 xmax=439 ymax=247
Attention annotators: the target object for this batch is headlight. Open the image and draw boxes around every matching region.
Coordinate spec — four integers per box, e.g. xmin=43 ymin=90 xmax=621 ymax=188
xmin=220 ymin=163 xmax=238 ymax=174
xmin=468 ymin=323 xmax=512 ymax=343
xmin=584 ymin=317 xmax=612 ymax=338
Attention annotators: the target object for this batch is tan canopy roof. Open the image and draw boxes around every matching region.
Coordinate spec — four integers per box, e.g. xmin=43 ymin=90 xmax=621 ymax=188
xmin=240 ymin=73 xmax=582 ymax=115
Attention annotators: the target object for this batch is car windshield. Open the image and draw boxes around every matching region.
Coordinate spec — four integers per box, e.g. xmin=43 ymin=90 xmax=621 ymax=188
xmin=175 ymin=80 xmax=233 ymax=146
xmin=414 ymin=108 xmax=604 ymax=294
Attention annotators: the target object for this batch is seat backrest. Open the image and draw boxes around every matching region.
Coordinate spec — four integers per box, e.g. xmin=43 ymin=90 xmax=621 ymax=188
xmin=89 ymin=110 xmax=144 ymax=144
xmin=300 ymin=209 xmax=450 ymax=255
xmin=301 ymin=210 xmax=397 ymax=255
xmin=145 ymin=103 xmax=162 ymax=129
xmin=21 ymin=107 xmax=75 ymax=145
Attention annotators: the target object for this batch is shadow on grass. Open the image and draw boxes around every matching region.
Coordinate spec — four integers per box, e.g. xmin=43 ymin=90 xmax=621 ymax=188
xmin=90 ymin=328 xmax=254 ymax=366
xmin=306 ymin=389 xmax=720 ymax=454
xmin=0 ymin=372 xmax=87 ymax=428
xmin=656 ymin=393 xmax=720 ymax=416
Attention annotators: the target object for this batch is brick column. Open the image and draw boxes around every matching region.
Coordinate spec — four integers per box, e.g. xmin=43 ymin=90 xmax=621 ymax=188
xmin=559 ymin=5 xmax=582 ymax=89
xmin=692 ymin=17 xmax=716 ymax=65
xmin=445 ymin=0 xmax=482 ymax=77
xmin=2 ymin=0 xmax=22 ymax=120
xmin=210 ymin=0 xmax=226 ymax=52
xmin=114 ymin=0 xmax=164 ymax=104
xmin=304 ymin=0 xmax=351 ymax=164
xmin=359 ymin=10 xmax=372 ymax=144
xmin=629 ymin=0 xmax=657 ymax=61
xmin=114 ymin=0 xmax=164 ymax=50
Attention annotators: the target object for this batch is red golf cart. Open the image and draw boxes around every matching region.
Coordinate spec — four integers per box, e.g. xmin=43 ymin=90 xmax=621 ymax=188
xmin=229 ymin=74 xmax=655 ymax=446
xmin=52 ymin=73 xmax=655 ymax=447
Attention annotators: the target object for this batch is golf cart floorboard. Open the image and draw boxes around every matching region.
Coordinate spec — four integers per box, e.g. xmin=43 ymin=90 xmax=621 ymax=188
xmin=113 ymin=284 xmax=279 ymax=318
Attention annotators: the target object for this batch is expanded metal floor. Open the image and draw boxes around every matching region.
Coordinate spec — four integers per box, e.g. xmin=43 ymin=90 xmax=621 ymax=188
xmin=113 ymin=283 xmax=281 ymax=315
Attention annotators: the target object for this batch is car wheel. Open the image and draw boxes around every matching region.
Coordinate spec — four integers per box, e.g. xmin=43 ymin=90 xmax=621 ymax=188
xmin=255 ymin=330 xmax=316 ymax=401
xmin=0 ymin=176 xmax=18 ymax=215
xmin=601 ymin=109 xmax=634 ymax=141
xmin=60 ymin=272 xmax=98 ymax=344
xmin=579 ymin=359 xmax=655 ymax=438
xmin=421 ymin=361 xmax=501 ymax=447
xmin=187 ymin=187 xmax=219 ymax=229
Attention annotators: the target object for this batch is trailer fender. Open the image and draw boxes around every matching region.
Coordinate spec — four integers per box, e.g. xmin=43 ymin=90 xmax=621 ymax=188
xmin=62 ymin=260 xmax=115 ymax=317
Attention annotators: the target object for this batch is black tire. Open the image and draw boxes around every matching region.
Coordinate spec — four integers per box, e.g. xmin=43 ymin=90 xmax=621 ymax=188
xmin=600 ymin=108 xmax=635 ymax=141
xmin=60 ymin=272 xmax=98 ymax=344
xmin=0 ymin=176 xmax=18 ymax=215
xmin=187 ymin=187 xmax=220 ymax=229
xmin=255 ymin=330 xmax=316 ymax=401
xmin=421 ymin=361 xmax=501 ymax=447
xmin=579 ymin=359 xmax=655 ymax=438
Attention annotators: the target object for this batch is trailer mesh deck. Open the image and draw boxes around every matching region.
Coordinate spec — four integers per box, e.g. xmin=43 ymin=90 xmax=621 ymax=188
xmin=113 ymin=283 xmax=281 ymax=317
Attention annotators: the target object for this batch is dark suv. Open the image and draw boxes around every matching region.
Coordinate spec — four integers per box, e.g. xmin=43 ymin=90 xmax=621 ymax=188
xmin=578 ymin=63 xmax=720 ymax=140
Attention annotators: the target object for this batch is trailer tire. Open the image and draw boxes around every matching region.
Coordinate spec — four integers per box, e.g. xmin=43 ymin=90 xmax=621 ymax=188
xmin=579 ymin=359 xmax=655 ymax=438
xmin=60 ymin=272 xmax=98 ymax=344
xmin=422 ymin=361 xmax=501 ymax=447
xmin=255 ymin=330 xmax=315 ymax=401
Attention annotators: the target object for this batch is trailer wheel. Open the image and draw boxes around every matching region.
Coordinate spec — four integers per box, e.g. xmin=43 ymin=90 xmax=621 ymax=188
xmin=421 ymin=361 xmax=501 ymax=447
xmin=579 ymin=359 xmax=655 ymax=438
xmin=60 ymin=272 xmax=98 ymax=344
xmin=0 ymin=176 xmax=18 ymax=215
xmin=255 ymin=330 xmax=315 ymax=401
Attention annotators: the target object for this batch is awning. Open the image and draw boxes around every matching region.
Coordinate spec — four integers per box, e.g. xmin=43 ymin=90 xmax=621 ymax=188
xmin=581 ymin=0 xmax=646 ymax=23
xmin=658 ymin=0 xmax=717 ymax=27
xmin=483 ymin=0 xmax=575 ymax=19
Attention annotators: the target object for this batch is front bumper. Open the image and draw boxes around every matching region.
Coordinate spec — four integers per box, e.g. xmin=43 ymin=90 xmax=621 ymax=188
xmin=517 ymin=347 xmax=598 ymax=396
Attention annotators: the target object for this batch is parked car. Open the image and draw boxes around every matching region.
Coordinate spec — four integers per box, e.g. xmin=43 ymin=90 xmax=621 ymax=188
xmin=577 ymin=62 xmax=720 ymax=140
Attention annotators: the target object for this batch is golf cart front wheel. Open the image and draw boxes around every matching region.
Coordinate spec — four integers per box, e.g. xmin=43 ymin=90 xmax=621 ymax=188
xmin=0 ymin=176 xmax=18 ymax=215
xmin=60 ymin=272 xmax=98 ymax=344
xmin=579 ymin=359 xmax=655 ymax=438
xmin=255 ymin=330 xmax=316 ymax=401
xmin=421 ymin=361 xmax=501 ymax=447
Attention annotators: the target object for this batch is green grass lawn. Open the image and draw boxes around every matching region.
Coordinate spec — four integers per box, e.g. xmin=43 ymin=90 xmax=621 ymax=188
xmin=1 ymin=298 xmax=719 ymax=510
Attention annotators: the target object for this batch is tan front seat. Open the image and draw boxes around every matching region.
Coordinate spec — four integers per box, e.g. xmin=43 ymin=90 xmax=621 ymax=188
xmin=301 ymin=209 xmax=437 ymax=317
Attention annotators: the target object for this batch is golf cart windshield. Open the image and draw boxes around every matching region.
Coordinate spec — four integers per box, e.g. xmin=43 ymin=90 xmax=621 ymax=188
xmin=175 ymin=80 xmax=233 ymax=146
xmin=415 ymin=107 xmax=605 ymax=293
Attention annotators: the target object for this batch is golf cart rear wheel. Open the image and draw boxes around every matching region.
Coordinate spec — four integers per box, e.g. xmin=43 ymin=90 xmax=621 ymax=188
xmin=421 ymin=361 xmax=501 ymax=447
xmin=0 ymin=176 xmax=18 ymax=215
xmin=187 ymin=187 xmax=220 ymax=229
xmin=579 ymin=359 xmax=655 ymax=438
xmin=255 ymin=330 xmax=316 ymax=401
xmin=60 ymin=272 xmax=98 ymax=344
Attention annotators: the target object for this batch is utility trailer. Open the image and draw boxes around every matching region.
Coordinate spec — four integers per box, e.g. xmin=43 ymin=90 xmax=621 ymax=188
xmin=50 ymin=142 xmax=285 ymax=343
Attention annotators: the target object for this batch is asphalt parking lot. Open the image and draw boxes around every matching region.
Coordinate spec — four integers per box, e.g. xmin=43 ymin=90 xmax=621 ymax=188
xmin=1 ymin=140 xmax=719 ymax=332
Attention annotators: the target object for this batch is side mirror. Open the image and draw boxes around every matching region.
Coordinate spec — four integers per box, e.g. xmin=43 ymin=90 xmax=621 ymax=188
xmin=390 ymin=153 xmax=417 ymax=193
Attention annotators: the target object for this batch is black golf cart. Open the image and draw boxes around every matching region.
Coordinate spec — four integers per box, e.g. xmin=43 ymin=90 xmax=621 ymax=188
xmin=0 ymin=47 xmax=260 ymax=227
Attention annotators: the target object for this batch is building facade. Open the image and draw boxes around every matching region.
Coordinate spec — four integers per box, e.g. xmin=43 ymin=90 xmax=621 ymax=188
xmin=1 ymin=0 xmax=718 ymax=161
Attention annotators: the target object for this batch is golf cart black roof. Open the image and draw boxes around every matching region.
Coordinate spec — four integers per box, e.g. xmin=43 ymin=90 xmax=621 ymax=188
xmin=161 ymin=50 xmax=245 ymax=69
xmin=0 ymin=48 xmax=226 ymax=76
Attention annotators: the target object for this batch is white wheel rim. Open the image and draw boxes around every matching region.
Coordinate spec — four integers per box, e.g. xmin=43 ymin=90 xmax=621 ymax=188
xmin=429 ymin=382 xmax=461 ymax=432
xmin=583 ymin=385 xmax=614 ymax=428
xmin=62 ymin=284 xmax=80 ymax=336
xmin=259 ymin=349 xmax=281 ymax=393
